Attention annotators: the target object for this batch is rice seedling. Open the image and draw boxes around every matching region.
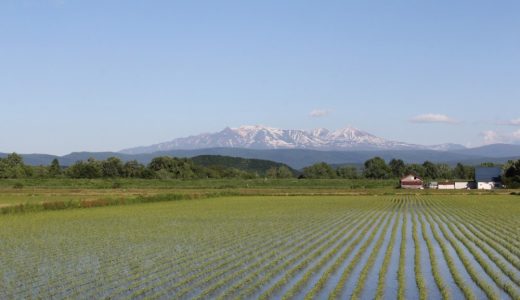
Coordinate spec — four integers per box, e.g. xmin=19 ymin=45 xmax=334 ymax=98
xmin=1 ymin=194 xmax=518 ymax=298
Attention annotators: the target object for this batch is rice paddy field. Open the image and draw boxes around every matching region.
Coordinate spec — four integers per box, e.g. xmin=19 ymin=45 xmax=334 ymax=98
xmin=0 ymin=193 xmax=519 ymax=299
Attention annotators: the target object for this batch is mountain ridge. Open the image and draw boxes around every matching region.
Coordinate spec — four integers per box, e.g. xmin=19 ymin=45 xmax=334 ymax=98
xmin=120 ymin=125 xmax=466 ymax=154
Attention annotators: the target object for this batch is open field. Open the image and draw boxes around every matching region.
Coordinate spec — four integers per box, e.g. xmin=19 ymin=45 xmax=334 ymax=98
xmin=0 ymin=178 xmax=515 ymax=211
xmin=0 ymin=194 xmax=519 ymax=299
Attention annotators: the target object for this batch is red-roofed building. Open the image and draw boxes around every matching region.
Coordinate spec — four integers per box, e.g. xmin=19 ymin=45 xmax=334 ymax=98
xmin=400 ymin=174 xmax=424 ymax=189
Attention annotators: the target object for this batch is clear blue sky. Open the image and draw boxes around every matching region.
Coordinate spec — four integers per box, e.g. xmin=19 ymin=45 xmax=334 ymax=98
xmin=1 ymin=0 xmax=519 ymax=155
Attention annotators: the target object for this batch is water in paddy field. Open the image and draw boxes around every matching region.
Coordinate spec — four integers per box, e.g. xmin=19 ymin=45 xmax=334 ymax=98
xmin=383 ymin=216 xmax=402 ymax=299
xmin=339 ymin=213 xmax=392 ymax=298
xmin=431 ymin=217 xmax=487 ymax=299
xmin=316 ymin=212 xmax=387 ymax=298
xmin=1 ymin=195 xmax=519 ymax=299
xmin=420 ymin=212 xmax=465 ymax=300
xmin=404 ymin=212 xmax=420 ymax=300
xmin=359 ymin=213 xmax=398 ymax=300
xmin=437 ymin=217 xmax=511 ymax=300
xmin=414 ymin=214 xmax=442 ymax=300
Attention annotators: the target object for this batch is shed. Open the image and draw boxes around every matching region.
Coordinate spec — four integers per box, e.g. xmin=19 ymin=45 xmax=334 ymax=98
xmin=438 ymin=181 xmax=455 ymax=190
xmin=475 ymin=167 xmax=502 ymax=190
xmin=454 ymin=181 xmax=471 ymax=190
xmin=400 ymin=174 xmax=423 ymax=189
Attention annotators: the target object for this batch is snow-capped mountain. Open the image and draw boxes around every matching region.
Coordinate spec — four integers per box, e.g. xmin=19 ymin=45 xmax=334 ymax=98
xmin=120 ymin=125 xmax=466 ymax=154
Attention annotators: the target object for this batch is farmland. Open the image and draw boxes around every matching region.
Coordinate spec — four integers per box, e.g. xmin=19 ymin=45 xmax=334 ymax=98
xmin=0 ymin=193 xmax=519 ymax=299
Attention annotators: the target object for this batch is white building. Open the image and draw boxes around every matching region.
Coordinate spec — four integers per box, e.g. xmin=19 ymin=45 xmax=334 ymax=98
xmin=400 ymin=174 xmax=423 ymax=189
xmin=475 ymin=167 xmax=502 ymax=190
xmin=455 ymin=182 xmax=470 ymax=189
xmin=438 ymin=182 xmax=455 ymax=190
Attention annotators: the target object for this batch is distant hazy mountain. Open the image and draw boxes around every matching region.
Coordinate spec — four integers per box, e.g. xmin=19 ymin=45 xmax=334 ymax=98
xmin=452 ymin=143 xmax=520 ymax=158
xmin=191 ymin=155 xmax=298 ymax=176
xmin=120 ymin=125 xmax=466 ymax=154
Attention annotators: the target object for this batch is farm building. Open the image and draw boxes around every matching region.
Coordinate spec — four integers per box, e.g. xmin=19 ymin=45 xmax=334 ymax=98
xmin=475 ymin=167 xmax=502 ymax=190
xmin=454 ymin=181 xmax=476 ymax=189
xmin=400 ymin=174 xmax=423 ymax=189
xmin=438 ymin=181 xmax=455 ymax=190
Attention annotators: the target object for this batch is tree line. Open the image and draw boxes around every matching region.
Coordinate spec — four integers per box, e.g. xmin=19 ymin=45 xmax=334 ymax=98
xmin=0 ymin=153 xmax=291 ymax=180
xmin=1 ymin=153 xmax=519 ymax=187
xmin=300 ymin=157 xmax=475 ymax=180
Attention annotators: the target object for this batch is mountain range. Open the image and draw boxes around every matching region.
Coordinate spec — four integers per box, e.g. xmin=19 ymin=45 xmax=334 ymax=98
xmin=2 ymin=125 xmax=519 ymax=169
xmin=120 ymin=125 xmax=466 ymax=154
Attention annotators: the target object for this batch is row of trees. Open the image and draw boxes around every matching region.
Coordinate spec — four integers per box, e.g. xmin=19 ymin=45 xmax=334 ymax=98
xmin=300 ymin=157 xmax=476 ymax=180
xmin=0 ymin=154 xmax=283 ymax=180
xmin=1 ymin=153 xmax=519 ymax=186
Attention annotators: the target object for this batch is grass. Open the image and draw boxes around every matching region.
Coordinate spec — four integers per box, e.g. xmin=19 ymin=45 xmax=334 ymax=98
xmin=0 ymin=192 xmax=519 ymax=299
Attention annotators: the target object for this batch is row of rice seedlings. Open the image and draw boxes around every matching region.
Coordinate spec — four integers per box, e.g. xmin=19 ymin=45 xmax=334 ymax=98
xmin=12 ymin=250 xmax=105 ymax=298
xmin=70 ymin=200 xmax=346 ymax=296
xmin=428 ymin=205 xmax=520 ymax=299
xmin=113 ymin=223 xmax=275 ymax=297
xmin=454 ymin=204 xmax=520 ymax=250
xmin=455 ymin=222 xmax=520 ymax=286
xmin=27 ymin=218 xmax=256 ymax=298
xmin=210 ymin=208 xmax=370 ymax=300
xmin=469 ymin=205 xmax=519 ymax=233
xmin=328 ymin=209 xmax=395 ymax=299
xmin=122 ymin=211 xmax=317 ymax=297
xmin=395 ymin=199 xmax=408 ymax=300
xmin=213 ymin=218 xmax=358 ymax=300
xmin=282 ymin=211 xmax=392 ymax=300
xmin=427 ymin=199 xmax=520 ymax=268
xmin=13 ymin=231 xmax=159 ymax=297
xmin=411 ymin=211 xmax=428 ymax=300
xmin=445 ymin=220 xmax=520 ymax=300
xmin=373 ymin=201 xmax=403 ymax=300
xmin=148 ymin=216 xmax=329 ymax=299
xmin=428 ymin=199 xmax=520 ymax=286
xmin=417 ymin=212 xmax=452 ymax=300
xmin=426 ymin=196 xmax=520 ymax=251
xmin=424 ymin=212 xmax=477 ymax=300
xmin=187 ymin=211 xmax=359 ymax=300
xmin=427 ymin=212 xmax=500 ymax=299
xmin=293 ymin=210 xmax=393 ymax=300
xmin=460 ymin=220 xmax=520 ymax=269
xmin=255 ymin=204 xmax=390 ymax=300
xmin=57 ymin=246 xmax=184 ymax=298
xmin=230 ymin=202 xmax=390 ymax=300
xmin=348 ymin=205 xmax=398 ymax=300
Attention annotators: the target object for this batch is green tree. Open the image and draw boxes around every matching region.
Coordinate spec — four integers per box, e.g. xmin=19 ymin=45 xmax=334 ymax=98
xmin=436 ymin=163 xmax=453 ymax=180
xmin=67 ymin=158 xmax=102 ymax=178
xmin=363 ymin=157 xmax=390 ymax=179
xmin=503 ymin=159 xmax=520 ymax=188
xmin=302 ymin=162 xmax=337 ymax=179
xmin=266 ymin=166 xmax=294 ymax=179
xmin=148 ymin=156 xmax=174 ymax=172
xmin=389 ymin=159 xmax=406 ymax=178
xmin=0 ymin=153 xmax=29 ymax=178
xmin=453 ymin=163 xmax=474 ymax=180
xmin=336 ymin=166 xmax=358 ymax=179
xmin=148 ymin=157 xmax=197 ymax=179
xmin=101 ymin=157 xmax=123 ymax=177
xmin=404 ymin=164 xmax=425 ymax=178
xmin=49 ymin=158 xmax=61 ymax=177
xmin=422 ymin=161 xmax=439 ymax=179
xmin=122 ymin=160 xmax=145 ymax=178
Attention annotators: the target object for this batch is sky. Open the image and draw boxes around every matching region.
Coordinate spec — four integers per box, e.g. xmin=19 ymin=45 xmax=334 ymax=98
xmin=1 ymin=0 xmax=519 ymax=155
